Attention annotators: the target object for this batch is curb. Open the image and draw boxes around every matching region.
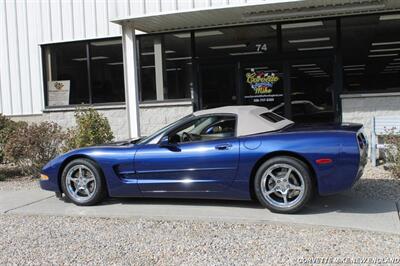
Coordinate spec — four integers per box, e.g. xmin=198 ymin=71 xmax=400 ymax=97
xmin=396 ymin=200 xmax=400 ymax=222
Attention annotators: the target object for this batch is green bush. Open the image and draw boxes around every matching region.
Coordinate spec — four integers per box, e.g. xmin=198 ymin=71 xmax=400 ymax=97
xmin=384 ymin=129 xmax=400 ymax=179
xmin=0 ymin=114 xmax=26 ymax=163
xmin=4 ymin=122 xmax=67 ymax=177
xmin=2 ymin=108 xmax=114 ymax=178
xmin=65 ymin=108 xmax=114 ymax=150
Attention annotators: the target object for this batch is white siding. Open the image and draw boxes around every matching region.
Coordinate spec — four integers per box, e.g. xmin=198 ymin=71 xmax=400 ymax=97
xmin=107 ymin=0 xmax=122 ymax=36
xmin=5 ymin=0 xmax=23 ymax=115
xmin=0 ymin=0 xmax=250 ymax=116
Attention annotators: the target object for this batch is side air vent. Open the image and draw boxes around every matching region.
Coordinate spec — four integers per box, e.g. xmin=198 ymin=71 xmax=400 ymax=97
xmin=260 ymin=112 xmax=285 ymax=123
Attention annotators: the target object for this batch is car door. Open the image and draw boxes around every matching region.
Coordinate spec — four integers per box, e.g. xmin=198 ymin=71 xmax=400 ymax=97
xmin=134 ymin=115 xmax=239 ymax=193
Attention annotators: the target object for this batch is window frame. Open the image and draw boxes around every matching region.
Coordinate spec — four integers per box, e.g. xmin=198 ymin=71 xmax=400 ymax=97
xmin=41 ymin=37 xmax=125 ymax=109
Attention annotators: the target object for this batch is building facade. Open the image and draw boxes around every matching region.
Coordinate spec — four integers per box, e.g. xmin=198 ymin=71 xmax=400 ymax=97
xmin=1 ymin=0 xmax=400 ymax=141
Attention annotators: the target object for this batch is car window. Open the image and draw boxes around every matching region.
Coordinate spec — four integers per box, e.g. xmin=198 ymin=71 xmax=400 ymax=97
xmin=137 ymin=115 xmax=193 ymax=144
xmin=202 ymin=119 xmax=236 ymax=134
xmin=168 ymin=115 xmax=236 ymax=144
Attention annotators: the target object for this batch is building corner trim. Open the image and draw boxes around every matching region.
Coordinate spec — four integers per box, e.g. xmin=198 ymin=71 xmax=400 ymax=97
xmin=122 ymin=24 xmax=141 ymax=138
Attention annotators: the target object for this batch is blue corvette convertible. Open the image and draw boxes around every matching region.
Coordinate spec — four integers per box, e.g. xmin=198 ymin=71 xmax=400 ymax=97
xmin=40 ymin=105 xmax=368 ymax=213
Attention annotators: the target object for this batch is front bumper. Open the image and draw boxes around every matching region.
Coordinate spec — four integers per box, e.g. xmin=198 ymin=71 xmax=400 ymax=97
xmin=40 ymin=179 xmax=60 ymax=192
xmin=39 ymin=171 xmax=61 ymax=192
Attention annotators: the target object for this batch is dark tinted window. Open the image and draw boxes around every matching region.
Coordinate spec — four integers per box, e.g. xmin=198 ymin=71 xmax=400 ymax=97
xmin=90 ymin=39 xmax=125 ymax=103
xmin=195 ymin=24 xmax=277 ymax=59
xmin=282 ymin=20 xmax=337 ymax=54
xmin=44 ymin=42 xmax=89 ymax=105
xmin=342 ymin=14 xmax=400 ymax=92
xmin=138 ymin=33 xmax=192 ymax=101
xmin=282 ymin=20 xmax=336 ymax=123
xmin=43 ymin=38 xmax=125 ymax=106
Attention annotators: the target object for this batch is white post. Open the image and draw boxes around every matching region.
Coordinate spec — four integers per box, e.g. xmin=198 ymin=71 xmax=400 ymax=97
xmin=154 ymin=37 xmax=166 ymax=101
xmin=371 ymin=117 xmax=376 ymax=167
xmin=122 ymin=23 xmax=141 ymax=138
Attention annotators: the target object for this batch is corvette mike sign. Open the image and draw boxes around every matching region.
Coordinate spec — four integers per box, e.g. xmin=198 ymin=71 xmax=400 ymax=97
xmin=243 ymin=69 xmax=283 ymax=107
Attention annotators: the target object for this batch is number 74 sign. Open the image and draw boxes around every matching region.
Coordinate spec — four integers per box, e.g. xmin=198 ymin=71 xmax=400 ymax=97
xmin=256 ymin=43 xmax=268 ymax=52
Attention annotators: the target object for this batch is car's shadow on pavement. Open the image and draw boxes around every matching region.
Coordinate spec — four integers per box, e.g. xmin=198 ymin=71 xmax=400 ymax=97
xmin=351 ymin=178 xmax=400 ymax=202
xmin=100 ymin=197 xmax=265 ymax=209
xmin=76 ymin=190 xmax=398 ymax=216
xmin=301 ymin=193 xmax=398 ymax=215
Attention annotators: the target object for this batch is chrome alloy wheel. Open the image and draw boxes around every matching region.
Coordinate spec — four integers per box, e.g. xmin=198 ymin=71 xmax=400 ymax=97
xmin=65 ymin=164 xmax=97 ymax=203
xmin=260 ymin=163 xmax=305 ymax=208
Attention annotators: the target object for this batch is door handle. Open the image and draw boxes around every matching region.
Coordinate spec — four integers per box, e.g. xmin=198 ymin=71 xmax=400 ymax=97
xmin=215 ymin=143 xmax=232 ymax=150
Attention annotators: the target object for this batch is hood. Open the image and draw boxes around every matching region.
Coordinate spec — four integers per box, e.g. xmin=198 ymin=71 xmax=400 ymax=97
xmin=104 ymin=137 xmax=142 ymax=146
xmin=86 ymin=137 xmax=143 ymax=147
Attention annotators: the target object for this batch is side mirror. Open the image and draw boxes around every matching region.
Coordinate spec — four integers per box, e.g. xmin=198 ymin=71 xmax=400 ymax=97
xmin=159 ymin=135 xmax=180 ymax=151
xmin=159 ymin=135 xmax=171 ymax=147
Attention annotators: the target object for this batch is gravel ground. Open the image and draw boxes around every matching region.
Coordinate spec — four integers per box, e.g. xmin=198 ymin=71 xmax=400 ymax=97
xmin=0 ymin=163 xmax=399 ymax=265
xmin=0 ymin=176 xmax=38 ymax=191
xmin=0 ymin=214 xmax=399 ymax=265
xmin=351 ymin=163 xmax=400 ymax=201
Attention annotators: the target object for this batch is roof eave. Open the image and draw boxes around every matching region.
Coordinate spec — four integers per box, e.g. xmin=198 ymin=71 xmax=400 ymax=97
xmin=110 ymin=0 xmax=399 ymax=34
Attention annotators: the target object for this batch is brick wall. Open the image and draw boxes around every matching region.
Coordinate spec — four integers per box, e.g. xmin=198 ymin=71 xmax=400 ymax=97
xmin=139 ymin=102 xmax=194 ymax=136
xmin=341 ymin=93 xmax=400 ymax=141
xmin=10 ymin=106 xmax=129 ymax=141
xmin=9 ymin=101 xmax=194 ymax=141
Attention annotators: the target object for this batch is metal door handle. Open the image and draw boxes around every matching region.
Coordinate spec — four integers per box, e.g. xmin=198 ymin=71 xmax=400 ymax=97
xmin=215 ymin=144 xmax=232 ymax=150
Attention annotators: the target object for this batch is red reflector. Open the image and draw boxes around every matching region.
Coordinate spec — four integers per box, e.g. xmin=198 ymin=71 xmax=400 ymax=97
xmin=316 ymin=158 xmax=333 ymax=165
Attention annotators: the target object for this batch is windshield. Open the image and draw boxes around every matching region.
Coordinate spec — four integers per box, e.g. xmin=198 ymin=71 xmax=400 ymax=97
xmin=136 ymin=115 xmax=193 ymax=145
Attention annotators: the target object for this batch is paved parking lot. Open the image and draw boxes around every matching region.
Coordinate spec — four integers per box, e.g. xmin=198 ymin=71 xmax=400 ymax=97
xmin=1 ymin=186 xmax=399 ymax=234
xmin=1 ymin=183 xmax=399 ymax=265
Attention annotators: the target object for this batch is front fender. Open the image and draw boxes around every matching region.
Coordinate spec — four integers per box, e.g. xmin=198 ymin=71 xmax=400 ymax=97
xmin=40 ymin=152 xmax=71 ymax=192
xmin=40 ymin=145 xmax=140 ymax=197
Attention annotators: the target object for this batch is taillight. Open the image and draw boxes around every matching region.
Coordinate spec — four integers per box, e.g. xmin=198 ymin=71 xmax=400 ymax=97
xmin=357 ymin=132 xmax=367 ymax=150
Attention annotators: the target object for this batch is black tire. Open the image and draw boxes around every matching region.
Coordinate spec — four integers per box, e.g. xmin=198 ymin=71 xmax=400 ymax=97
xmin=254 ymin=156 xmax=313 ymax=214
xmin=61 ymin=158 xmax=107 ymax=206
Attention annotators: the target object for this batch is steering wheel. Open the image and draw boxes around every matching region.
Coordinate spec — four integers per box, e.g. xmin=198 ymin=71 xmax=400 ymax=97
xmin=181 ymin=132 xmax=193 ymax=142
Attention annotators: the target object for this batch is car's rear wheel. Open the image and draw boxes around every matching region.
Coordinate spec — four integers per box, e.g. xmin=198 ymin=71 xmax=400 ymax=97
xmin=254 ymin=156 xmax=313 ymax=214
xmin=61 ymin=158 xmax=106 ymax=206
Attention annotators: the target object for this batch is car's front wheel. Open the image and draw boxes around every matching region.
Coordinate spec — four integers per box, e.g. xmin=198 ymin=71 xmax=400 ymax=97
xmin=61 ymin=158 xmax=107 ymax=206
xmin=254 ymin=156 xmax=313 ymax=214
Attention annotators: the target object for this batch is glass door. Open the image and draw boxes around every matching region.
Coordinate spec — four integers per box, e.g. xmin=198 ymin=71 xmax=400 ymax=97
xmin=280 ymin=19 xmax=337 ymax=123
xmin=287 ymin=58 xmax=335 ymax=123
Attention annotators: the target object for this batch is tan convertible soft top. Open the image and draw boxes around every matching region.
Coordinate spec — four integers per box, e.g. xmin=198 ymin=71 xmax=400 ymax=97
xmin=193 ymin=105 xmax=294 ymax=136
